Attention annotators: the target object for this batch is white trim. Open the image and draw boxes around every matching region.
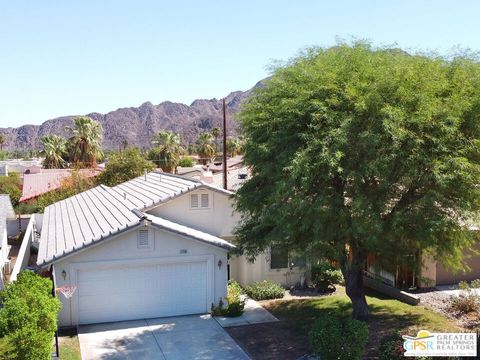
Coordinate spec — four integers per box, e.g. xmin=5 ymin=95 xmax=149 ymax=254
xmin=68 ymin=254 xmax=215 ymax=325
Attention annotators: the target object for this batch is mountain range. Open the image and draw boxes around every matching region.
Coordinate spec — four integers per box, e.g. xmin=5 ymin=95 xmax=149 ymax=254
xmin=0 ymin=81 xmax=263 ymax=151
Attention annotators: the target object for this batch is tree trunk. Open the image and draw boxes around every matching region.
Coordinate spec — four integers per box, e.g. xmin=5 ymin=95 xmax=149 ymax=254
xmin=343 ymin=266 xmax=369 ymax=321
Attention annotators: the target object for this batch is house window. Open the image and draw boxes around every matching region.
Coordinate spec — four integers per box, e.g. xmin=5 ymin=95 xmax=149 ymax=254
xmin=190 ymin=193 xmax=210 ymax=209
xmin=270 ymin=245 xmax=289 ymax=269
xmin=137 ymin=229 xmax=151 ymax=249
xmin=270 ymin=244 xmax=306 ymax=269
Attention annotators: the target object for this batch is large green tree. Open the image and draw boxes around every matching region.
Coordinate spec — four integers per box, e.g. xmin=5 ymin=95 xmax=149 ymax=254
xmin=41 ymin=135 xmax=67 ymax=169
xmin=98 ymin=148 xmax=155 ymax=187
xmin=149 ymin=131 xmax=183 ymax=173
xmin=67 ymin=116 xmax=103 ymax=167
xmin=234 ymin=43 xmax=480 ymax=320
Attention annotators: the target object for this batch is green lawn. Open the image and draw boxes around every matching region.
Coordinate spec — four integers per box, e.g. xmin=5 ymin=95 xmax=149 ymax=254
xmin=58 ymin=328 xmax=81 ymax=360
xmin=263 ymin=287 xmax=458 ymax=357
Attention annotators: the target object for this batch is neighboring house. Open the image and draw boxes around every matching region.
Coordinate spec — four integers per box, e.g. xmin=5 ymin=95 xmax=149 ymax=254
xmin=176 ymin=165 xmax=203 ymax=178
xmin=0 ymin=159 xmax=43 ymax=178
xmin=0 ymin=195 xmax=16 ymax=288
xmin=36 ymin=172 xmax=236 ymax=326
xmin=212 ymin=166 xmax=250 ymax=192
xmin=19 ymin=169 xmax=101 ymax=202
xmin=205 ymin=155 xmax=244 ymax=173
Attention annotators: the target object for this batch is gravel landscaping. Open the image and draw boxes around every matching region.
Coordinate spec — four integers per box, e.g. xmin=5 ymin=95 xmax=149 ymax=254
xmin=413 ymin=286 xmax=480 ymax=329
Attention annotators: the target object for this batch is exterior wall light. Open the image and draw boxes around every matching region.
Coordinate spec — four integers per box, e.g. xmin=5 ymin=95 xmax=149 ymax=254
xmin=217 ymin=260 xmax=222 ymax=269
xmin=61 ymin=269 xmax=67 ymax=280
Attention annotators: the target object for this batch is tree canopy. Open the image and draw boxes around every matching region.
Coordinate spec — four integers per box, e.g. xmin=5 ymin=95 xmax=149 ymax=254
xmin=67 ymin=116 xmax=103 ymax=167
xmin=41 ymin=135 xmax=67 ymax=169
xmin=234 ymin=42 xmax=480 ymax=320
xmin=197 ymin=132 xmax=215 ymax=165
xmin=148 ymin=131 xmax=183 ymax=173
xmin=97 ymin=148 xmax=155 ymax=187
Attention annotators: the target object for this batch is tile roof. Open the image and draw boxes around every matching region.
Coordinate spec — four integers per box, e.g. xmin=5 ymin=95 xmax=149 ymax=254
xmin=20 ymin=169 xmax=101 ymax=202
xmin=37 ymin=171 xmax=234 ymax=266
xmin=212 ymin=166 xmax=251 ymax=192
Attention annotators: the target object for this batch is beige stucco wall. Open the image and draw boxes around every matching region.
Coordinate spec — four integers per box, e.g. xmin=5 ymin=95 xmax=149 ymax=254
xmin=148 ymin=189 xmax=305 ymax=288
xmin=54 ymin=225 xmax=228 ymax=327
xmin=146 ymin=189 xmax=240 ymax=238
xmin=230 ymin=252 xmax=306 ymax=287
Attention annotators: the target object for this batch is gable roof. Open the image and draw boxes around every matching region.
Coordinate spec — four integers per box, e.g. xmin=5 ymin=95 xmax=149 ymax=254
xmin=37 ymin=171 xmax=235 ymax=266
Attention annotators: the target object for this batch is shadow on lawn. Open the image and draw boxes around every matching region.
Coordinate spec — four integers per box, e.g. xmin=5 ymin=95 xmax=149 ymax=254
xmin=264 ymin=288 xmax=455 ymax=359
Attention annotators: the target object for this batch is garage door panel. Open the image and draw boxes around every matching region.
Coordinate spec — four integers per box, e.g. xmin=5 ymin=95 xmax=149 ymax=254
xmin=76 ymin=260 xmax=209 ymax=324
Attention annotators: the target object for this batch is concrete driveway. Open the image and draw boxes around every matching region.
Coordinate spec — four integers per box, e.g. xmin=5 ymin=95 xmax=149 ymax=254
xmin=78 ymin=314 xmax=250 ymax=360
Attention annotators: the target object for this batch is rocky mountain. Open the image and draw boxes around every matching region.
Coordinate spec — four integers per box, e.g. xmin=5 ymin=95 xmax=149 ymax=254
xmin=0 ymin=81 xmax=262 ymax=151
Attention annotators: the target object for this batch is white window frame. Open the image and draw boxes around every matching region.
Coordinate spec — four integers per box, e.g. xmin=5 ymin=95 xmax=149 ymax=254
xmin=189 ymin=192 xmax=211 ymax=210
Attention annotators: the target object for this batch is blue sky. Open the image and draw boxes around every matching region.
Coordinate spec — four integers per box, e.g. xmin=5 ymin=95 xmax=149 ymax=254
xmin=0 ymin=1 xmax=479 ymax=127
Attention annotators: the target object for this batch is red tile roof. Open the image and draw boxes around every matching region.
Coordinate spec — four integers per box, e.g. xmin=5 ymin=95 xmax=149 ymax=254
xmin=20 ymin=169 xmax=101 ymax=202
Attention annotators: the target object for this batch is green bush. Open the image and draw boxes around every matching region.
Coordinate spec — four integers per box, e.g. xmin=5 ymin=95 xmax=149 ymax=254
xmin=309 ymin=314 xmax=368 ymax=360
xmin=379 ymin=332 xmax=405 ymax=360
xmin=0 ymin=271 xmax=61 ymax=360
xmin=244 ymin=280 xmax=285 ymax=300
xmin=211 ymin=280 xmax=245 ymax=317
xmin=379 ymin=332 xmax=433 ymax=360
xmin=310 ymin=262 xmax=344 ymax=292
xmin=178 ymin=157 xmax=195 ymax=167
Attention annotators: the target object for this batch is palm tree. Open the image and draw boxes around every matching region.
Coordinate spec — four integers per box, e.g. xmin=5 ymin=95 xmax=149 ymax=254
xmin=211 ymin=127 xmax=221 ymax=154
xmin=0 ymin=134 xmax=6 ymax=151
xmin=197 ymin=132 xmax=215 ymax=165
xmin=67 ymin=117 xmax=103 ymax=168
xmin=41 ymin=135 xmax=67 ymax=169
xmin=226 ymin=137 xmax=241 ymax=157
xmin=150 ymin=131 xmax=183 ymax=173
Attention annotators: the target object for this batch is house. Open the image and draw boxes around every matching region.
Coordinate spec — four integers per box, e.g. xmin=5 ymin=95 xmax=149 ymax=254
xmin=36 ymin=171 xmax=237 ymax=326
xmin=19 ymin=168 xmax=101 ymax=202
xmin=0 ymin=159 xmax=43 ymax=178
xmin=0 ymin=195 xmax=16 ymax=288
xmin=205 ymin=155 xmax=244 ymax=173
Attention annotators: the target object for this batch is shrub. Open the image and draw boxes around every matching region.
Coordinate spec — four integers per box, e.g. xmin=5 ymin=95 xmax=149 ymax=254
xmin=310 ymin=262 xmax=344 ymax=292
xmin=379 ymin=332 xmax=433 ymax=360
xmin=178 ymin=157 xmax=195 ymax=167
xmin=309 ymin=314 xmax=368 ymax=360
xmin=379 ymin=332 xmax=405 ymax=360
xmin=449 ymin=281 xmax=480 ymax=315
xmin=211 ymin=280 xmax=245 ymax=317
xmin=0 ymin=173 xmax=21 ymax=207
xmin=0 ymin=271 xmax=61 ymax=360
xmin=244 ymin=280 xmax=285 ymax=300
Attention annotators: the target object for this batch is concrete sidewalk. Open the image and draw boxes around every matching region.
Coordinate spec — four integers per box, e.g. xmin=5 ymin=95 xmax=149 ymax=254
xmin=214 ymin=298 xmax=279 ymax=328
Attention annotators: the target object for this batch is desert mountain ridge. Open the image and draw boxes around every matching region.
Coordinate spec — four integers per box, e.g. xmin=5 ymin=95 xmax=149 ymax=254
xmin=0 ymin=80 xmax=265 ymax=151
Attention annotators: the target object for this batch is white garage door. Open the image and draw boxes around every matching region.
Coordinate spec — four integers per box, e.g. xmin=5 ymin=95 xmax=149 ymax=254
xmin=76 ymin=260 xmax=208 ymax=324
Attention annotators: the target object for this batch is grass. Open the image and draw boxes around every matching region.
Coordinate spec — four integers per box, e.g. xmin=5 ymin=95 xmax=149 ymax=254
xmin=58 ymin=328 xmax=81 ymax=360
xmin=263 ymin=286 xmax=458 ymax=357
